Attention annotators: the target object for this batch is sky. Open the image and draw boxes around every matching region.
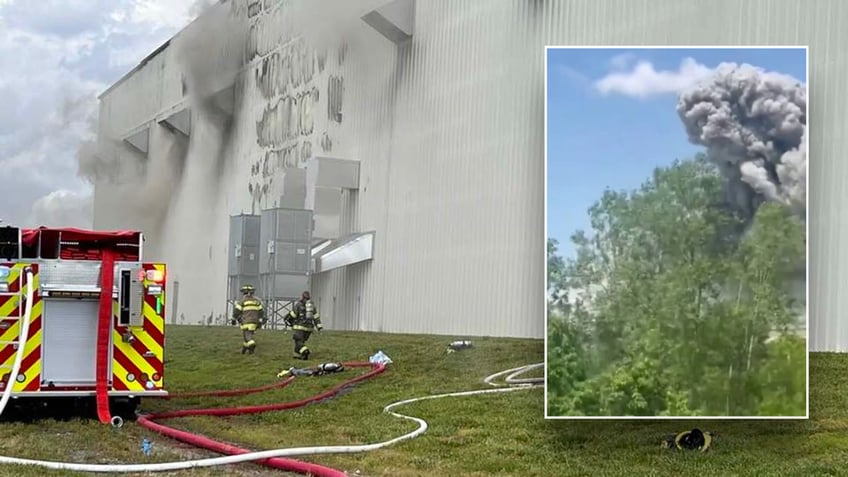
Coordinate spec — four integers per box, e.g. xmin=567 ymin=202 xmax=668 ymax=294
xmin=0 ymin=0 xmax=217 ymax=228
xmin=546 ymin=47 xmax=807 ymax=260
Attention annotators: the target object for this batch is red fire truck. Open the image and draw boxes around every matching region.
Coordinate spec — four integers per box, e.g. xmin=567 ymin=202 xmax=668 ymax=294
xmin=0 ymin=225 xmax=168 ymax=425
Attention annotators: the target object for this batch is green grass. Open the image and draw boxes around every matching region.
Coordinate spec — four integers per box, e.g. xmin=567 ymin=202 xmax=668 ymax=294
xmin=0 ymin=325 xmax=843 ymax=476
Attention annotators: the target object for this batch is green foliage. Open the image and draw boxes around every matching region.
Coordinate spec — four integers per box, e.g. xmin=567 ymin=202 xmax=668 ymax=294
xmin=0 ymin=328 xmax=844 ymax=477
xmin=547 ymin=154 xmax=807 ymax=417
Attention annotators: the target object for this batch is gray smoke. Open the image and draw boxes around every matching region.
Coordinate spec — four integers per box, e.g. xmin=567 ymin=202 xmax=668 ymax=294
xmin=676 ymin=63 xmax=807 ymax=219
xmin=188 ymin=0 xmax=220 ymax=19
xmin=152 ymin=0 xmax=249 ymax=321
xmin=75 ymin=118 xmax=189 ymax=242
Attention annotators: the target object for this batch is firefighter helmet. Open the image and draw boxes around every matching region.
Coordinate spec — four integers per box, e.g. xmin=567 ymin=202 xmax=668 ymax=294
xmin=240 ymin=284 xmax=255 ymax=294
xmin=302 ymin=291 xmax=311 ymax=300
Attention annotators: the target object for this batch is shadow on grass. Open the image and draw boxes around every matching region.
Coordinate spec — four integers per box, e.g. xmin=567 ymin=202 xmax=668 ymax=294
xmin=0 ymin=396 xmax=140 ymax=425
xmin=532 ymin=353 xmax=846 ymax=474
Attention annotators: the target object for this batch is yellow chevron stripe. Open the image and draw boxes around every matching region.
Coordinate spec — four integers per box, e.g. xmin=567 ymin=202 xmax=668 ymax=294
xmin=0 ymin=295 xmax=19 ymax=318
xmin=112 ymin=329 xmax=157 ymax=378
xmin=0 ymin=263 xmax=40 ymax=318
xmin=11 ymin=327 xmax=42 ymax=392
xmin=1 ymin=326 xmax=41 ymax=367
xmin=27 ymin=300 xmax=42 ymax=328
xmin=111 ymin=357 xmax=144 ymax=391
xmin=134 ymin=326 xmax=163 ymax=358
xmin=142 ymin=297 xmax=164 ymax=329
xmin=0 ymin=291 xmax=42 ymax=345
xmin=141 ymin=304 xmax=164 ymax=351
xmin=0 ymin=319 xmax=19 ymax=344
xmin=146 ymin=264 xmax=166 ymax=310
xmin=2 ymin=266 xmax=21 ymax=287
xmin=2 ymin=265 xmax=41 ymax=392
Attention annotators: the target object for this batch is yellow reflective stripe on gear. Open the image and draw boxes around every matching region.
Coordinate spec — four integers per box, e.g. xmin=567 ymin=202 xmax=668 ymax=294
xmin=234 ymin=303 xmax=243 ymax=310
xmin=292 ymin=325 xmax=313 ymax=331
xmin=242 ymin=305 xmax=263 ymax=311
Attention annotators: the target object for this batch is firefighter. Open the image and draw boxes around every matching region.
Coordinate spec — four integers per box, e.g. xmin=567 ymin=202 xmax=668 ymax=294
xmin=285 ymin=291 xmax=323 ymax=360
xmin=231 ymin=284 xmax=266 ymax=354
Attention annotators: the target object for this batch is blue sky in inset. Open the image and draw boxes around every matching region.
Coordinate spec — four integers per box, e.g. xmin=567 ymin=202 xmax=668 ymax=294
xmin=546 ymin=47 xmax=807 ymax=260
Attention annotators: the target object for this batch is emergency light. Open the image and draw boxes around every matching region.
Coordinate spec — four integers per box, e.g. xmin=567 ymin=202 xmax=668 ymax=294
xmin=138 ymin=269 xmax=165 ymax=283
xmin=146 ymin=269 xmax=164 ymax=282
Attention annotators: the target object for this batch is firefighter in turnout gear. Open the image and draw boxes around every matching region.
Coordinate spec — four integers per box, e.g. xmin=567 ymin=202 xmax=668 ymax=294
xmin=232 ymin=285 xmax=266 ymax=354
xmin=286 ymin=291 xmax=323 ymax=360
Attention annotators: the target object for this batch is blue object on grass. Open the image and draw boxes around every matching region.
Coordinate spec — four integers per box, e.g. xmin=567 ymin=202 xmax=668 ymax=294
xmin=141 ymin=438 xmax=152 ymax=456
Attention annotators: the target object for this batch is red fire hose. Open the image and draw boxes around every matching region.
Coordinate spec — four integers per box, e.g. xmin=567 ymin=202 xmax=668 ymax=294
xmin=95 ymin=249 xmax=117 ymax=425
xmin=135 ymin=361 xmax=387 ymax=476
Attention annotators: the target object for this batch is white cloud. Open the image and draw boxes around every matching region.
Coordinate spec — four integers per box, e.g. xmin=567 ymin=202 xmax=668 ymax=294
xmin=608 ymin=53 xmax=636 ymax=70
xmin=28 ymin=190 xmax=93 ymax=228
xmin=557 ymin=65 xmax=591 ymax=86
xmin=0 ymin=0 xmax=204 ymax=228
xmin=129 ymin=0 xmax=216 ymax=31
xmin=594 ymin=57 xmax=715 ymax=99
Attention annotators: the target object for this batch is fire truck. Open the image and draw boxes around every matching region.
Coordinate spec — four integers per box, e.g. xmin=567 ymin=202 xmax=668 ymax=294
xmin=0 ymin=225 xmax=168 ymax=425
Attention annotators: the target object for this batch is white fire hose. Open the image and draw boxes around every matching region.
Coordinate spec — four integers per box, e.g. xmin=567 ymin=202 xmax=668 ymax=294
xmin=0 ymin=267 xmax=35 ymax=416
xmin=0 ymin=278 xmax=543 ymax=473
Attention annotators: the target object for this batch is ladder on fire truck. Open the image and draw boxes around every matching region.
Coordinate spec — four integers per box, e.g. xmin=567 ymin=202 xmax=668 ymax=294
xmin=0 ymin=266 xmax=36 ymax=416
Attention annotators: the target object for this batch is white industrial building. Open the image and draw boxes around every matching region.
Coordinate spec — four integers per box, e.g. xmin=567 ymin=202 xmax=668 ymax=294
xmin=93 ymin=0 xmax=845 ymax=347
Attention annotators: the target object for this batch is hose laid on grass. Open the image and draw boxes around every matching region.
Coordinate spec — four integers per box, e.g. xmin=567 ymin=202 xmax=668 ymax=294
xmin=134 ymin=361 xmax=544 ymax=475
xmin=163 ymin=378 xmax=293 ymax=399
xmin=0 ymin=362 xmax=387 ymax=474
xmin=0 ymin=355 xmax=543 ymax=474
xmin=135 ymin=361 xmax=387 ymax=477
xmin=0 ymin=267 xmax=35 ymax=417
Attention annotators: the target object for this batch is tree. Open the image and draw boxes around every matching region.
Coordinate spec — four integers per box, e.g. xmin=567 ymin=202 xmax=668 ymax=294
xmin=547 ymin=154 xmax=806 ymax=417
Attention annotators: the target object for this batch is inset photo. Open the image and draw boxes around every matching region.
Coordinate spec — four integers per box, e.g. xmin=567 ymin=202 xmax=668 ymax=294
xmin=545 ymin=46 xmax=808 ymax=418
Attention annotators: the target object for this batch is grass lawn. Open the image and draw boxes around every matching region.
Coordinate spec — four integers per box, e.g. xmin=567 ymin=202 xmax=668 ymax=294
xmin=0 ymin=325 xmax=843 ymax=476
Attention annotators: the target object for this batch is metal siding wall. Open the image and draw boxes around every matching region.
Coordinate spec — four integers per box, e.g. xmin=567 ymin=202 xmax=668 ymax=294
xmin=94 ymin=0 xmax=846 ymax=346
xmin=235 ymin=3 xmax=398 ymax=332
xmin=530 ymin=0 xmax=842 ymax=349
xmin=98 ymin=47 xmax=185 ymax=139
xmin=325 ymin=21 xmax=399 ymax=333
xmin=368 ymin=0 xmax=842 ymax=341
xmin=375 ymin=1 xmax=546 ymax=338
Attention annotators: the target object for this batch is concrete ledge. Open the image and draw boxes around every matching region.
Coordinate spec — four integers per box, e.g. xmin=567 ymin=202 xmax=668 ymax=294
xmin=122 ymin=125 xmax=150 ymax=155
xmin=361 ymin=0 xmax=415 ymax=45
xmin=312 ymin=231 xmax=375 ymax=274
xmin=159 ymin=108 xmax=192 ymax=136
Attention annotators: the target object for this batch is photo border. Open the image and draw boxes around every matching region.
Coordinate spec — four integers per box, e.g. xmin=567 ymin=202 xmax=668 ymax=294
xmin=542 ymin=45 xmax=810 ymax=420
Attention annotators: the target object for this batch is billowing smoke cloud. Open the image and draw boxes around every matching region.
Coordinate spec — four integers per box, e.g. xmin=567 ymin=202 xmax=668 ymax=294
xmin=676 ymin=63 xmax=807 ymax=219
xmin=152 ymin=0 xmax=249 ymax=322
xmin=74 ymin=111 xmax=189 ymax=243
xmin=73 ymin=0 xmax=242 ymax=248
xmin=28 ymin=189 xmax=93 ymax=228
xmin=281 ymin=0 xmax=389 ymax=53
xmin=188 ymin=0 xmax=219 ymax=19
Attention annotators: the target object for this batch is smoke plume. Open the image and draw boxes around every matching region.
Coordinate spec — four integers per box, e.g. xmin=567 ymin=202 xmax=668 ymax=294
xmin=153 ymin=0 xmax=249 ymax=321
xmin=28 ymin=190 xmax=93 ymax=228
xmin=74 ymin=111 xmax=189 ymax=242
xmin=676 ymin=63 xmax=807 ymax=219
